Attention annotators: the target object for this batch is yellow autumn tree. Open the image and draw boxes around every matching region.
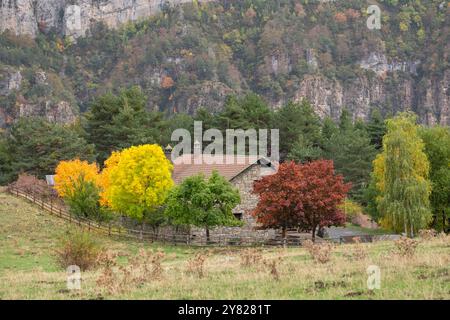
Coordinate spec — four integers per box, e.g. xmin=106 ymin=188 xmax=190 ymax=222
xmin=373 ymin=112 xmax=431 ymax=236
xmin=98 ymin=150 xmax=121 ymax=207
xmin=54 ymin=159 xmax=100 ymax=198
xmin=101 ymin=145 xmax=174 ymax=221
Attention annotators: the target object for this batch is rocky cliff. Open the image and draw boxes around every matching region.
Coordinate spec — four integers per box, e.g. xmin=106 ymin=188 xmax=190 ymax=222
xmin=0 ymin=0 xmax=214 ymax=38
xmin=0 ymin=0 xmax=449 ymax=127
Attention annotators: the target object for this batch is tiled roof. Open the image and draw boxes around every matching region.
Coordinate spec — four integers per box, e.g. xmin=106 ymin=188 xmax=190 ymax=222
xmin=171 ymin=154 xmax=274 ymax=184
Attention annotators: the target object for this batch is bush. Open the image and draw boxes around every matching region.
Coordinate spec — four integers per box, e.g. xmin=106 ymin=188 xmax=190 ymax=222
xmin=394 ymin=237 xmax=419 ymax=257
xmin=240 ymin=248 xmax=263 ymax=268
xmin=419 ymin=229 xmax=437 ymax=241
xmin=187 ymin=253 xmax=208 ymax=278
xmin=339 ymin=199 xmax=363 ymax=223
xmin=303 ymin=240 xmax=334 ymax=264
xmin=65 ymin=176 xmax=112 ymax=222
xmin=55 ymin=230 xmax=102 ymax=271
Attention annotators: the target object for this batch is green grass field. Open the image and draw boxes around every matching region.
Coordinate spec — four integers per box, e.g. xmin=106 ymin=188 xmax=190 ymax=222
xmin=0 ymin=190 xmax=449 ymax=300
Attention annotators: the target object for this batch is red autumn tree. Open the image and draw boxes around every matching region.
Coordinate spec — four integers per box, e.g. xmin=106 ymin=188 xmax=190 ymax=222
xmin=252 ymin=160 xmax=350 ymax=242
xmin=297 ymin=160 xmax=350 ymax=241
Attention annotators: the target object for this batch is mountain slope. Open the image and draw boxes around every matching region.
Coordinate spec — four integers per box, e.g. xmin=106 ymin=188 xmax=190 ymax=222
xmin=0 ymin=0 xmax=449 ymax=127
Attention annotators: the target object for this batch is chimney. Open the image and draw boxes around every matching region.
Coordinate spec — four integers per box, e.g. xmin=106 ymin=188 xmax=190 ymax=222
xmin=164 ymin=144 xmax=173 ymax=163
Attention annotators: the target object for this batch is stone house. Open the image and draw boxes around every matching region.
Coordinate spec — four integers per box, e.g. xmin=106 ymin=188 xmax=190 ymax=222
xmin=170 ymin=153 xmax=278 ymax=239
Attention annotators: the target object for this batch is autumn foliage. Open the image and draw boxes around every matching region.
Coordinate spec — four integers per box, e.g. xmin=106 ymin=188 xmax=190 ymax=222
xmin=101 ymin=144 xmax=174 ymax=220
xmin=54 ymin=159 xmax=100 ymax=198
xmin=253 ymin=160 xmax=350 ymax=241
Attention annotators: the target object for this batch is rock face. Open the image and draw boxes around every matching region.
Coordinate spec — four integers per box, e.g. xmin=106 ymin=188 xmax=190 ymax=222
xmin=0 ymin=67 xmax=77 ymax=127
xmin=0 ymin=67 xmax=22 ymax=96
xmin=1 ymin=1 xmax=448 ymax=127
xmin=0 ymin=0 xmax=215 ymax=38
xmin=17 ymin=100 xmax=77 ymax=124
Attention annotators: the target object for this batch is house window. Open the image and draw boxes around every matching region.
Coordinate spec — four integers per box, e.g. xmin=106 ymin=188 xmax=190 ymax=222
xmin=233 ymin=213 xmax=243 ymax=220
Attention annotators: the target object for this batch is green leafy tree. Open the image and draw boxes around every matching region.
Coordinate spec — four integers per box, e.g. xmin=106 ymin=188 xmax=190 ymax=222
xmin=165 ymin=171 xmax=242 ymax=242
xmin=374 ymin=112 xmax=432 ymax=236
xmin=64 ymin=175 xmax=111 ymax=222
xmin=419 ymin=126 xmax=450 ymax=232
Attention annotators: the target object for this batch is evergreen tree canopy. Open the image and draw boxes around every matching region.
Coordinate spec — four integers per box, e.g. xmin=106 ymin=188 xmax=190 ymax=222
xmin=7 ymin=118 xmax=95 ymax=179
xmin=275 ymin=100 xmax=322 ymax=158
xmin=85 ymin=86 xmax=163 ymax=163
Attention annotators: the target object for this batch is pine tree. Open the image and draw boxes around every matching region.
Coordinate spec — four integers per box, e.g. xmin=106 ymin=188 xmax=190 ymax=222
xmin=322 ymin=114 xmax=377 ymax=202
xmin=275 ymin=100 xmax=322 ymax=159
xmin=367 ymin=109 xmax=387 ymax=150
xmin=85 ymin=86 xmax=162 ymax=164
xmin=7 ymin=118 xmax=95 ymax=179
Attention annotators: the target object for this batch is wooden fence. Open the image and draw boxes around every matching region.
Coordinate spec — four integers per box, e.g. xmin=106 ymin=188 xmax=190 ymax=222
xmin=7 ymin=186 xmax=389 ymax=246
xmin=6 ymin=186 xmax=299 ymax=246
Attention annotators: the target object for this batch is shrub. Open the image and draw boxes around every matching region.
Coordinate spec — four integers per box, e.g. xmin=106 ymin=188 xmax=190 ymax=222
xmin=263 ymin=257 xmax=283 ymax=281
xmin=350 ymin=237 xmax=368 ymax=260
xmin=303 ymin=240 xmax=334 ymax=264
xmin=187 ymin=253 xmax=208 ymax=278
xmin=64 ymin=176 xmax=112 ymax=222
xmin=394 ymin=237 xmax=419 ymax=257
xmin=339 ymin=199 xmax=363 ymax=223
xmin=55 ymin=230 xmax=102 ymax=271
xmin=418 ymin=229 xmax=437 ymax=241
xmin=97 ymin=249 xmax=166 ymax=295
xmin=10 ymin=173 xmax=59 ymax=202
xmin=240 ymin=248 xmax=263 ymax=268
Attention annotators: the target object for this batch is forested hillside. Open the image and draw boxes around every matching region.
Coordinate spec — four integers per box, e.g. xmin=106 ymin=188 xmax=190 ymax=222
xmin=0 ymin=0 xmax=449 ymax=127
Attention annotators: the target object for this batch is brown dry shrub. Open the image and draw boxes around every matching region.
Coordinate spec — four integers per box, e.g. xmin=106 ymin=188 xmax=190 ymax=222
xmin=263 ymin=257 xmax=283 ymax=281
xmin=10 ymin=174 xmax=60 ymax=202
xmin=350 ymin=237 xmax=368 ymax=260
xmin=303 ymin=240 xmax=334 ymax=264
xmin=394 ymin=237 xmax=419 ymax=257
xmin=55 ymin=230 xmax=102 ymax=271
xmin=186 ymin=253 xmax=208 ymax=278
xmin=96 ymin=249 xmax=166 ymax=295
xmin=419 ymin=229 xmax=437 ymax=241
xmin=240 ymin=248 xmax=263 ymax=268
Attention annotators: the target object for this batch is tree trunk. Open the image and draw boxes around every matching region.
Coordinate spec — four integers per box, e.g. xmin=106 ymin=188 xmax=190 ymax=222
xmin=206 ymin=227 xmax=210 ymax=243
xmin=312 ymin=225 xmax=316 ymax=242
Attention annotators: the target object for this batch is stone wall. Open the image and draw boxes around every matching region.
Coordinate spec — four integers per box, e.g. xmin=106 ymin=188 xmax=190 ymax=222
xmin=192 ymin=164 xmax=277 ymax=241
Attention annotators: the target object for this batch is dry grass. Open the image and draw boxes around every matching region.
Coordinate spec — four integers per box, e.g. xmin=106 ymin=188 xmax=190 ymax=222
xmin=0 ymin=192 xmax=449 ymax=300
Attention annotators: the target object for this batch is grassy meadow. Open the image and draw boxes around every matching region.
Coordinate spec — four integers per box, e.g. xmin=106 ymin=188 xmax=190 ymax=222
xmin=0 ymin=190 xmax=449 ymax=300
